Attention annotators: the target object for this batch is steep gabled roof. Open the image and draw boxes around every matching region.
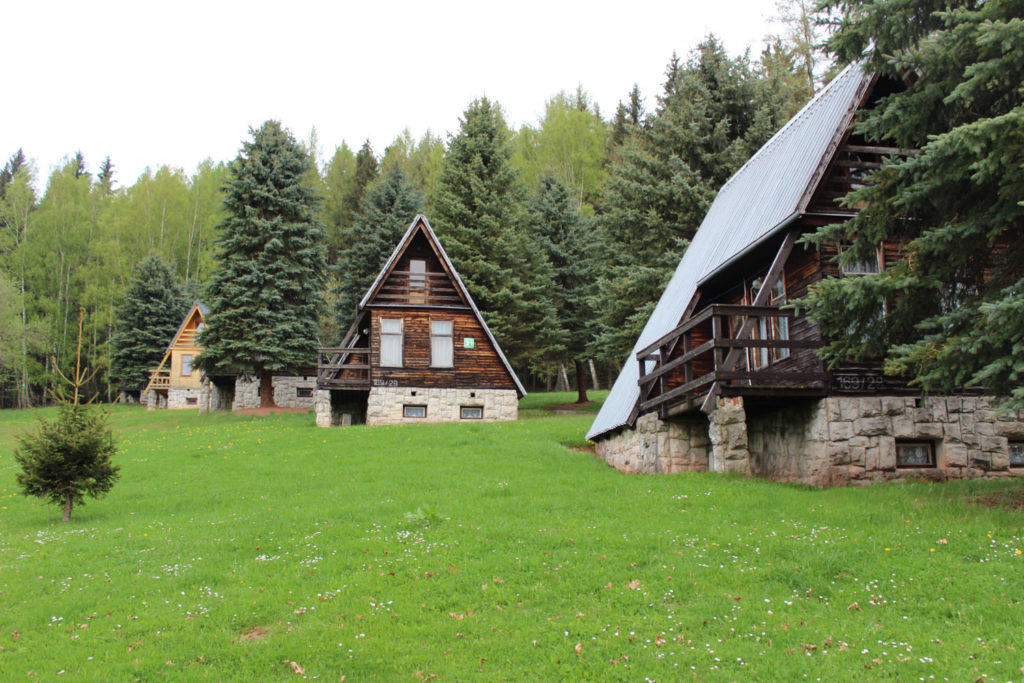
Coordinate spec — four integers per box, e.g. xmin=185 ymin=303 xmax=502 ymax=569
xmin=166 ymin=301 xmax=208 ymax=353
xmin=359 ymin=215 xmax=526 ymax=397
xmin=587 ymin=63 xmax=872 ymax=441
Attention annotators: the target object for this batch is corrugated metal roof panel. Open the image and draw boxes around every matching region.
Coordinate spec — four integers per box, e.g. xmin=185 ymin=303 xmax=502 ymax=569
xmin=587 ymin=63 xmax=870 ymax=441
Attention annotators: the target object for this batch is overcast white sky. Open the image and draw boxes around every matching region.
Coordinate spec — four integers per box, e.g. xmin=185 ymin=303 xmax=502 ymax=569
xmin=5 ymin=0 xmax=780 ymax=190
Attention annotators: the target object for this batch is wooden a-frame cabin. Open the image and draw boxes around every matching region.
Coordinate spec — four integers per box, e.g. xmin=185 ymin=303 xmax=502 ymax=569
xmin=143 ymin=301 xmax=207 ymax=409
xmin=588 ymin=63 xmax=1024 ymax=486
xmin=314 ymin=215 xmax=524 ymax=427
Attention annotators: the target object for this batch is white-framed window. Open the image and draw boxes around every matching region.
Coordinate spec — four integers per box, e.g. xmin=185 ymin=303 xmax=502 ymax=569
xmin=896 ymin=441 xmax=935 ymax=468
xmin=403 ymin=405 xmax=426 ymax=418
xmin=746 ymin=273 xmax=789 ymax=369
xmin=380 ymin=318 xmax=403 ymax=367
xmin=460 ymin=406 xmax=483 ymax=420
xmin=410 ymin=259 xmax=426 ymax=290
xmin=1010 ymin=442 xmax=1024 ymax=468
xmin=181 ymin=354 xmax=193 ymax=376
xmin=431 ymin=320 xmax=454 ymax=367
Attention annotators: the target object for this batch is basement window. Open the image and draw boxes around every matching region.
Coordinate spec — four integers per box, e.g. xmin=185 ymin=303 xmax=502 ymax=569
xmin=186 ymin=397 xmax=198 ymax=406
xmin=896 ymin=441 xmax=935 ymax=468
xmin=296 ymin=387 xmax=313 ymax=398
xmin=460 ymin=406 xmax=483 ymax=420
xmin=403 ymin=405 xmax=427 ymax=419
xmin=1010 ymin=442 xmax=1024 ymax=468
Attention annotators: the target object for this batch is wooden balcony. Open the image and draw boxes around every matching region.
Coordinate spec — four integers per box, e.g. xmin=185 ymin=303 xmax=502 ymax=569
xmin=317 ymin=347 xmax=372 ymax=389
xmin=637 ymin=304 xmax=827 ymax=416
xmin=146 ymin=369 xmax=171 ymax=391
xmin=375 ymin=271 xmax=466 ymax=307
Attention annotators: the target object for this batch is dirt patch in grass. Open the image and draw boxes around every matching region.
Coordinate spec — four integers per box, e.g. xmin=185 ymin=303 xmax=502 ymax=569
xmin=235 ymin=626 xmax=271 ymax=642
xmin=973 ymin=488 xmax=1024 ymax=512
xmin=566 ymin=444 xmax=596 ymax=454
xmin=233 ymin=407 xmax=310 ymax=416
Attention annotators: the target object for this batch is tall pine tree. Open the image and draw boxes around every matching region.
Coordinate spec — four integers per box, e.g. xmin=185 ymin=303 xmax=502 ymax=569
xmin=108 ymin=254 xmax=189 ymax=394
xmin=197 ymin=120 xmax=326 ymax=407
xmin=523 ymin=172 xmax=594 ymax=400
xmin=431 ymin=98 xmax=559 ymax=374
xmin=804 ymin=0 xmax=1024 ymax=407
xmin=334 ymin=166 xmax=424 ymax=334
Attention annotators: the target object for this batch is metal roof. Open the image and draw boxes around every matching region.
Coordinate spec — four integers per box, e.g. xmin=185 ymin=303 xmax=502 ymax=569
xmin=587 ymin=63 xmax=871 ymax=441
xmin=358 ymin=214 xmax=527 ymax=398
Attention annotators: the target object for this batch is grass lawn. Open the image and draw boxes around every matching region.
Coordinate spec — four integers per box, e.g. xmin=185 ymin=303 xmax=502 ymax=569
xmin=1 ymin=394 xmax=1022 ymax=681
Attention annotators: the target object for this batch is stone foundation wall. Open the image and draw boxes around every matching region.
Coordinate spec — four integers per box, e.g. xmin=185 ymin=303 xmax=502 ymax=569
xmin=271 ymin=376 xmax=317 ymax=409
xmin=166 ymin=387 xmax=202 ymax=409
xmin=811 ymin=396 xmax=1024 ymax=485
xmin=595 ymin=412 xmax=709 ymax=474
xmin=596 ymin=395 xmax=1024 ymax=486
xmin=365 ymin=387 xmax=518 ymax=425
xmin=230 ymin=376 xmax=316 ymax=411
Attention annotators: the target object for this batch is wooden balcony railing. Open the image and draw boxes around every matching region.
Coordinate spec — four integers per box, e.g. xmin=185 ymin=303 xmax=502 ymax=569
xmin=146 ymin=369 xmax=171 ymax=391
xmin=637 ymin=304 xmax=826 ymax=416
xmin=317 ymin=347 xmax=371 ymax=388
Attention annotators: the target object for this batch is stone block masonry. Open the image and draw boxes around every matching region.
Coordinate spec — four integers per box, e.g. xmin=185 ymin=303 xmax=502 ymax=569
xmin=363 ymin=387 xmax=518 ymax=426
xmin=595 ymin=395 xmax=1024 ymax=486
xmin=166 ymin=387 xmax=202 ymax=409
xmin=231 ymin=376 xmax=316 ymax=411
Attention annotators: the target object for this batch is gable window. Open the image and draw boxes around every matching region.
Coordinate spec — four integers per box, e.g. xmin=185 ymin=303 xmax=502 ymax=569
xmin=745 ymin=273 xmax=789 ymax=369
xmin=380 ymin=318 xmax=403 ymax=367
xmin=1010 ymin=442 xmax=1024 ymax=468
xmin=410 ymin=259 xmax=427 ymax=290
xmin=896 ymin=441 xmax=935 ymax=468
xmin=403 ymin=405 xmax=426 ymax=418
xmin=431 ymin=320 xmax=454 ymax=367
xmin=181 ymin=355 xmax=193 ymax=376
xmin=839 ymin=246 xmax=882 ymax=275
xmin=460 ymin=406 xmax=483 ymax=420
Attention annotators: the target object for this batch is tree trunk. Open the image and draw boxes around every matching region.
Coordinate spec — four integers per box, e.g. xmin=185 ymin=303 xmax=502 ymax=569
xmin=62 ymin=496 xmax=72 ymax=522
xmin=259 ymin=371 xmax=275 ymax=409
xmin=588 ymin=359 xmax=600 ymax=391
xmin=574 ymin=359 xmax=589 ymax=404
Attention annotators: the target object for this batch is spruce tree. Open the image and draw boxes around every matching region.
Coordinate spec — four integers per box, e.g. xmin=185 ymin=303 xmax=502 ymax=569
xmin=805 ymin=0 xmax=1024 ymax=407
xmin=431 ymin=97 xmax=559 ymax=373
xmin=523 ymin=172 xmax=594 ymax=400
xmin=108 ymin=254 xmax=189 ymax=394
xmin=197 ymin=120 xmax=326 ymax=407
xmin=334 ymin=166 xmax=424 ymax=333
xmin=15 ymin=309 xmax=119 ymax=522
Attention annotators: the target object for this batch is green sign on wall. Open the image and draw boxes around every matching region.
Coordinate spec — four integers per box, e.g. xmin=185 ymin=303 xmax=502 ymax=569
xmin=463 ymin=337 xmax=475 ymax=349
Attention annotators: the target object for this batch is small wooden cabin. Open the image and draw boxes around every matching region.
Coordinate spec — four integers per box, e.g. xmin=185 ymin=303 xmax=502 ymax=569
xmin=315 ymin=215 xmax=524 ymax=426
xmin=144 ymin=302 xmax=207 ymax=409
xmin=588 ymin=64 xmax=1024 ymax=486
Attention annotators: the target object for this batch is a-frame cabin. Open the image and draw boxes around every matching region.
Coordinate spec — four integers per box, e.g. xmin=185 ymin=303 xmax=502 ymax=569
xmin=588 ymin=63 xmax=1024 ymax=486
xmin=144 ymin=301 xmax=207 ymax=409
xmin=315 ymin=215 xmax=525 ymax=426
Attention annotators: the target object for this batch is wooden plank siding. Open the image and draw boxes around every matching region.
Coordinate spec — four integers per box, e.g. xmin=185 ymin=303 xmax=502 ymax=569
xmin=368 ymin=309 xmax=517 ymax=390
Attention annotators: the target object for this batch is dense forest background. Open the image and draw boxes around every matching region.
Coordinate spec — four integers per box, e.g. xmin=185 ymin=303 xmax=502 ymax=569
xmin=0 ymin=5 xmax=829 ymax=407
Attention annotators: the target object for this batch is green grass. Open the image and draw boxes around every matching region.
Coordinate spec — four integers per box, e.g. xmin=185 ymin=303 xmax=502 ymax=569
xmin=1 ymin=400 xmax=1023 ymax=681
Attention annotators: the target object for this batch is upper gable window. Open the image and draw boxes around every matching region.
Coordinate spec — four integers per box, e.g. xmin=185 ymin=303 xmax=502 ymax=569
xmin=410 ymin=259 xmax=427 ymax=290
xmin=181 ymin=355 xmax=193 ymax=376
xmin=380 ymin=318 xmax=403 ymax=367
